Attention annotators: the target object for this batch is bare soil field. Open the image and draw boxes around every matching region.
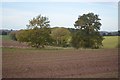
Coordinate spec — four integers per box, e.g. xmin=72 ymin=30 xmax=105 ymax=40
xmin=2 ymin=40 xmax=29 ymax=48
xmin=1 ymin=36 xmax=119 ymax=78
xmin=2 ymin=48 xmax=118 ymax=78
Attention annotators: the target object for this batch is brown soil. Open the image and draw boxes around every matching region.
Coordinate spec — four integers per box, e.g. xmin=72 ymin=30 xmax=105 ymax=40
xmin=2 ymin=48 xmax=118 ymax=78
xmin=2 ymin=40 xmax=29 ymax=48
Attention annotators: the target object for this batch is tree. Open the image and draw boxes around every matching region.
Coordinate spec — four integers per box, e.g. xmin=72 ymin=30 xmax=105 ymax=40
xmin=16 ymin=28 xmax=52 ymax=48
xmin=16 ymin=30 xmax=30 ymax=42
xmin=71 ymin=32 xmax=81 ymax=49
xmin=51 ymin=27 xmax=71 ymax=47
xmin=27 ymin=15 xmax=50 ymax=29
xmin=118 ymin=30 xmax=120 ymax=36
xmin=16 ymin=15 xmax=52 ymax=48
xmin=2 ymin=31 xmax=7 ymax=35
xmin=28 ymin=27 xmax=52 ymax=48
xmin=72 ymin=13 xmax=104 ymax=49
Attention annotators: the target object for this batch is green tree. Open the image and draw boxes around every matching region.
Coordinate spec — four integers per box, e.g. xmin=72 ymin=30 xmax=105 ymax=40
xmin=16 ymin=30 xmax=30 ymax=42
xmin=72 ymin=13 xmax=104 ymax=49
xmin=16 ymin=28 xmax=52 ymax=48
xmin=51 ymin=27 xmax=71 ymax=47
xmin=16 ymin=15 xmax=52 ymax=48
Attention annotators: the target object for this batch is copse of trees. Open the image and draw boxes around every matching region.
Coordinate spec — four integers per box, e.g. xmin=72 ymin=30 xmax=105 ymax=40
xmin=71 ymin=13 xmax=104 ymax=49
xmin=14 ymin=13 xmax=104 ymax=49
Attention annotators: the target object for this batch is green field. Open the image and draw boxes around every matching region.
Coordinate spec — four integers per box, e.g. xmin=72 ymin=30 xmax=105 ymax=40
xmin=0 ymin=35 xmax=11 ymax=41
xmin=102 ymin=36 xmax=119 ymax=49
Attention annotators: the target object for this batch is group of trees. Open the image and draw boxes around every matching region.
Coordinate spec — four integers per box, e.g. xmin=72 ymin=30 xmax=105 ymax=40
xmin=10 ymin=13 xmax=104 ymax=49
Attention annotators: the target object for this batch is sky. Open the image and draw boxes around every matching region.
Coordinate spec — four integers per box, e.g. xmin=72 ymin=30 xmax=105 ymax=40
xmin=0 ymin=0 xmax=119 ymax=31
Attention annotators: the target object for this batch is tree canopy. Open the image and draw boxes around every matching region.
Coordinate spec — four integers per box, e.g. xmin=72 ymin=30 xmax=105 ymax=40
xmin=16 ymin=15 xmax=51 ymax=48
xmin=72 ymin=13 xmax=104 ymax=49
xmin=16 ymin=28 xmax=52 ymax=48
xmin=27 ymin=15 xmax=50 ymax=29
xmin=51 ymin=27 xmax=71 ymax=47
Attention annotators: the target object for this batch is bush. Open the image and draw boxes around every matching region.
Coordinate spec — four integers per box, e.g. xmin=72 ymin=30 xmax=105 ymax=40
xmin=16 ymin=28 xmax=52 ymax=48
xmin=9 ymin=32 xmax=17 ymax=41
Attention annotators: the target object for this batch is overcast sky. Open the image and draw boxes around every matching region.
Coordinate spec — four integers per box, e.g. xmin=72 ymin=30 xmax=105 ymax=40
xmin=1 ymin=0 xmax=119 ymax=31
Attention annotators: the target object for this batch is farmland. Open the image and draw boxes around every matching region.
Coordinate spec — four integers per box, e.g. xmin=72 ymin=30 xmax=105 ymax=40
xmin=102 ymin=36 xmax=119 ymax=49
xmin=1 ymin=35 xmax=119 ymax=78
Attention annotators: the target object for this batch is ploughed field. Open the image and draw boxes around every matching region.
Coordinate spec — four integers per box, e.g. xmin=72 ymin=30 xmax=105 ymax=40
xmin=2 ymin=48 xmax=118 ymax=78
xmin=1 ymin=35 xmax=119 ymax=78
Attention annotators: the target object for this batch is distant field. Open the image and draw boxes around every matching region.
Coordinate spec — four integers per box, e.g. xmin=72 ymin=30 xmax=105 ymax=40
xmin=102 ymin=36 xmax=119 ymax=49
xmin=1 ymin=35 xmax=11 ymax=41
